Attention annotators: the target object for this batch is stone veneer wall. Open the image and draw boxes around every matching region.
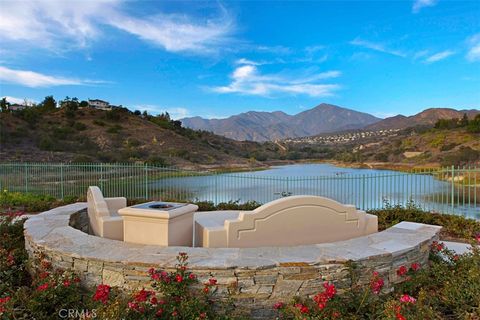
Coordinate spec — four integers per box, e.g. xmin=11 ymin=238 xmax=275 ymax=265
xmin=24 ymin=203 xmax=441 ymax=319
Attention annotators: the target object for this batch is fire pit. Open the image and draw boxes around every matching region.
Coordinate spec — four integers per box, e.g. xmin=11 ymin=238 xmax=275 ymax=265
xmin=118 ymin=201 xmax=198 ymax=246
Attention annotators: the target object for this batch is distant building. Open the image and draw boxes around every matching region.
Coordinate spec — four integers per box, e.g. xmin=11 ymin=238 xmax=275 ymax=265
xmin=88 ymin=99 xmax=112 ymax=111
xmin=8 ymin=104 xmax=28 ymax=111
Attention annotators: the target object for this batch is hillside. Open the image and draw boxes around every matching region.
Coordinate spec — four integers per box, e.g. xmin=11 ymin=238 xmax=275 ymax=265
xmin=0 ymin=107 xmax=280 ymax=169
xmin=366 ymin=108 xmax=480 ymax=130
xmin=181 ymin=103 xmax=380 ymax=141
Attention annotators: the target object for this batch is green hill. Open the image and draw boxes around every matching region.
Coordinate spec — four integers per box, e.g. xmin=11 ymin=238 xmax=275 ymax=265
xmin=0 ymin=101 xmax=280 ymax=169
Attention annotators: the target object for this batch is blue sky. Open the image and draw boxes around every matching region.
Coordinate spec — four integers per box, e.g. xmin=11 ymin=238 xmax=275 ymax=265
xmin=0 ymin=0 xmax=479 ymax=120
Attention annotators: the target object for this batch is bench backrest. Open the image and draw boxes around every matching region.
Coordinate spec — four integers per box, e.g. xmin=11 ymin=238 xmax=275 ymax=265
xmin=87 ymin=186 xmax=111 ymax=236
xmin=224 ymin=195 xmax=377 ymax=248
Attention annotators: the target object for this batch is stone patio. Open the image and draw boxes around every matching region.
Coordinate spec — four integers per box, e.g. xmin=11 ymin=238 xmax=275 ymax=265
xmin=24 ymin=203 xmax=442 ymax=319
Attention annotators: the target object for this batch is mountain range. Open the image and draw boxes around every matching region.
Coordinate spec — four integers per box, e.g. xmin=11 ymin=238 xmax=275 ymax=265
xmin=181 ymin=104 xmax=380 ymax=142
xmin=181 ymin=104 xmax=479 ymax=142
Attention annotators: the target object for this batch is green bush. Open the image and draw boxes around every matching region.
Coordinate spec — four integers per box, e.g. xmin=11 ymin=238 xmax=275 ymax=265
xmin=0 ymin=190 xmax=58 ymax=212
xmin=74 ymin=122 xmax=87 ymax=131
xmin=368 ymin=202 xmax=480 ymax=241
xmin=93 ymin=119 xmax=106 ymax=126
xmin=274 ymin=243 xmax=480 ymax=320
xmin=107 ymin=124 xmax=122 ymax=134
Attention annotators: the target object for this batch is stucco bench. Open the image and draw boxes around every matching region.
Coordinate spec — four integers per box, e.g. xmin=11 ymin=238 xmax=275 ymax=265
xmin=87 ymin=186 xmax=125 ymax=241
xmin=194 ymin=195 xmax=378 ymax=248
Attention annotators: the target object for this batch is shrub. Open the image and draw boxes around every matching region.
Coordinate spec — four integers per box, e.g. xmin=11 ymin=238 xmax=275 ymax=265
xmin=0 ymin=190 xmax=57 ymax=212
xmin=107 ymin=124 xmax=122 ymax=134
xmin=93 ymin=119 xmax=106 ymax=126
xmin=274 ymin=241 xmax=480 ymax=320
xmin=74 ymin=122 xmax=87 ymax=131
xmin=368 ymin=202 xmax=480 ymax=241
xmin=92 ymin=253 xmax=230 ymax=320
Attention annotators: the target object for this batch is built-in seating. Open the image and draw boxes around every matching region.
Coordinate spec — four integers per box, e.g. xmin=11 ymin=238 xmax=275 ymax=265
xmin=87 ymin=186 xmax=125 ymax=241
xmin=194 ymin=195 xmax=378 ymax=248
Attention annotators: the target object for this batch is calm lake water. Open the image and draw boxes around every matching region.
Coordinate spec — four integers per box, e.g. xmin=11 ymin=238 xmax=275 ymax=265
xmin=154 ymin=163 xmax=479 ymax=219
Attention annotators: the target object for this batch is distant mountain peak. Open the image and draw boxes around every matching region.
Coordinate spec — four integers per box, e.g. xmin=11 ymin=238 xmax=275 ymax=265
xmin=181 ymin=103 xmax=381 ymax=141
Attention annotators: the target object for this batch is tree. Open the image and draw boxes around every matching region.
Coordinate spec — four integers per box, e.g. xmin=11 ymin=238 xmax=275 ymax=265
xmin=0 ymin=98 xmax=8 ymax=113
xmin=79 ymin=100 xmax=88 ymax=108
xmin=459 ymin=113 xmax=469 ymax=127
xmin=467 ymin=114 xmax=480 ymax=133
xmin=40 ymin=95 xmax=57 ymax=111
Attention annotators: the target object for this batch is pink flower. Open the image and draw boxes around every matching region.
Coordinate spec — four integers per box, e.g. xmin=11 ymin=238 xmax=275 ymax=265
xmin=63 ymin=280 xmax=71 ymax=287
xmin=6 ymin=253 xmax=14 ymax=266
xmin=400 ymin=294 xmax=417 ymax=304
xmin=175 ymin=274 xmax=183 ymax=283
xmin=295 ymin=303 xmax=309 ymax=314
xmin=133 ymin=289 xmax=152 ymax=302
xmin=273 ymin=302 xmax=284 ymax=309
xmin=431 ymin=241 xmax=444 ymax=252
xmin=313 ymin=282 xmax=336 ymax=309
xmin=208 ymin=278 xmax=217 ymax=286
xmin=189 ymin=273 xmax=196 ymax=280
xmin=128 ymin=302 xmax=139 ymax=310
xmin=37 ymin=283 xmax=49 ymax=292
xmin=396 ymin=266 xmax=408 ymax=276
xmin=92 ymin=284 xmax=111 ymax=304
xmin=156 ymin=308 xmax=164 ymax=316
xmin=410 ymin=262 xmax=420 ymax=272
xmin=0 ymin=296 xmax=11 ymax=305
xmin=370 ymin=272 xmax=384 ymax=294
xmin=475 ymin=233 xmax=480 ymax=244
xmin=396 ymin=313 xmax=406 ymax=320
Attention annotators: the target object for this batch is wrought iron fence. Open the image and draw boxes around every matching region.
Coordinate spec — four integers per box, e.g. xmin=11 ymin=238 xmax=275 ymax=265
xmin=0 ymin=162 xmax=478 ymax=218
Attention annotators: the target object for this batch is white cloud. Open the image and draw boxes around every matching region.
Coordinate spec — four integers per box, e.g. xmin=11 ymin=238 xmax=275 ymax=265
xmin=0 ymin=66 xmax=106 ymax=87
xmin=211 ymin=63 xmax=341 ymax=97
xmin=106 ymin=11 xmax=234 ymax=54
xmin=350 ymin=38 xmax=406 ymax=57
xmin=466 ymin=34 xmax=480 ymax=62
xmin=412 ymin=0 xmax=438 ymax=13
xmin=235 ymin=58 xmax=263 ymax=66
xmin=0 ymin=0 xmax=234 ymax=54
xmin=424 ymin=50 xmax=455 ymax=63
xmin=2 ymin=96 xmax=36 ymax=105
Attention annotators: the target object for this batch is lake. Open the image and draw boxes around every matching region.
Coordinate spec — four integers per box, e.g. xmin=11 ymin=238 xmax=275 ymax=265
xmin=153 ymin=163 xmax=479 ymax=219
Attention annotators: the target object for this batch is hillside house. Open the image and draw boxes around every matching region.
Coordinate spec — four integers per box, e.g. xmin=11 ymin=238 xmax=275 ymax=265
xmin=8 ymin=104 xmax=28 ymax=111
xmin=88 ymin=99 xmax=112 ymax=111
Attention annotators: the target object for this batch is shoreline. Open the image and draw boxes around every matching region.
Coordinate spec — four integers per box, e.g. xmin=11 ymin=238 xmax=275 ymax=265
xmin=203 ymin=159 xmax=442 ymax=174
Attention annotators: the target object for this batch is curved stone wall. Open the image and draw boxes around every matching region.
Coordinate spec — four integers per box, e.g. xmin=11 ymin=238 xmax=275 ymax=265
xmin=24 ymin=203 xmax=441 ymax=319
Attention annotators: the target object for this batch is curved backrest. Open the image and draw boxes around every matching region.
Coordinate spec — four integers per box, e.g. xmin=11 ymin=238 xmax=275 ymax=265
xmin=87 ymin=186 xmax=109 ymax=236
xmin=224 ymin=195 xmax=376 ymax=248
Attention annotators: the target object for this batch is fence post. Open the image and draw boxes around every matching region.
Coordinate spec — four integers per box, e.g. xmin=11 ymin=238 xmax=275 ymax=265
xmin=451 ymin=165 xmax=455 ymax=211
xmin=144 ymin=163 xmax=149 ymax=200
xmin=24 ymin=163 xmax=28 ymax=193
xmin=214 ymin=172 xmax=218 ymax=204
xmin=100 ymin=163 xmax=104 ymax=191
xmin=60 ymin=163 xmax=64 ymax=200
xmin=362 ymin=174 xmax=366 ymax=210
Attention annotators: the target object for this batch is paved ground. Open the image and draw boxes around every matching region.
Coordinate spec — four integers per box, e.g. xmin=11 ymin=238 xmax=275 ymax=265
xmin=443 ymin=241 xmax=473 ymax=255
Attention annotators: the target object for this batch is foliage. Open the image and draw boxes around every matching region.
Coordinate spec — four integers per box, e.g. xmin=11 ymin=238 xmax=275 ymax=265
xmin=0 ymin=190 xmax=77 ymax=212
xmin=0 ymin=210 xmax=30 ymax=294
xmin=274 ymin=241 xmax=480 ymax=320
xmin=440 ymin=146 xmax=480 ymax=167
xmin=368 ymin=201 xmax=480 ymax=241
